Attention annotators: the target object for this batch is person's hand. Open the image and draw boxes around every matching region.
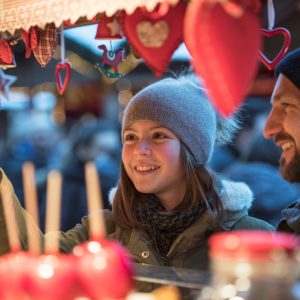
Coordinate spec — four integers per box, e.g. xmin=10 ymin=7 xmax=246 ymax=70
xmin=278 ymin=200 xmax=300 ymax=233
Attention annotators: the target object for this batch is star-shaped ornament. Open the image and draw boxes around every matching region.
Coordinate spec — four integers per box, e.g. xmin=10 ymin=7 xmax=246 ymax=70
xmin=107 ymin=18 xmax=122 ymax=37
xmin=0 ymin=69 xmax=17 ymax=101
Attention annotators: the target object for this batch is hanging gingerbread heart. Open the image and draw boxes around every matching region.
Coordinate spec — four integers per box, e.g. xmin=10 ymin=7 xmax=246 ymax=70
xmin=33 ymin=23 xmax=58 ymax=67
xmin=258 ymin=27 xmax=291 ymax=71
xmin=120 ymin=1 xmax=186 ymax=77
xmin=184 ymin=0 xmax=261 ymax=116
xmin=55 ymin=62 xmax=71 ymax=95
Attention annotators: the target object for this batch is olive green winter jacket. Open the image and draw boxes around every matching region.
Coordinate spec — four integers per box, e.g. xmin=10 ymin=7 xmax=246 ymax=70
xmin=0 ymin=168 xmax=273 ymax=268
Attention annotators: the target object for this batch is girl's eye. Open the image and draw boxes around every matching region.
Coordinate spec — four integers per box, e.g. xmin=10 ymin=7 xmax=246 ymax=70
xmin=153 ymin=132 xmax=167 ymax=139
xmin=124 ymin=134 xmax=137 ymax=141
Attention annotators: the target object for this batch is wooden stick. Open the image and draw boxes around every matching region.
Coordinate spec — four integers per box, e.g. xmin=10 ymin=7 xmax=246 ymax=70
xmin=22 ymin=162 xmax=40 ymax=254
xmin=1 ymin=185 xmax=21 ymax=252
xmin=84 ymin=161 xmax=106 ymax=240
xmin=44 ymin=170 xmax=62 ymax=254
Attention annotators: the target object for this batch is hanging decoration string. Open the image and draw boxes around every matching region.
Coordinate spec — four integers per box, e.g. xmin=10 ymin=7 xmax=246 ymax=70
xmin=60 ymin=24 xmax=66 ymax=63
xmin=267 ymin=0 xmax=275 ymax=30
xmin=110 ymin=40 xmax=112 ymax=53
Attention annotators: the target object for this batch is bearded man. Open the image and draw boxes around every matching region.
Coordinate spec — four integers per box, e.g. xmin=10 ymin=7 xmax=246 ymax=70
xmin=263 ymin=48 xmax=300 ymax=233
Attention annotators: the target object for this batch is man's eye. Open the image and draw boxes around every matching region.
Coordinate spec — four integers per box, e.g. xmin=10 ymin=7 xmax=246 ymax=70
xmin=281 ymin=103 xmax=292 ymax=112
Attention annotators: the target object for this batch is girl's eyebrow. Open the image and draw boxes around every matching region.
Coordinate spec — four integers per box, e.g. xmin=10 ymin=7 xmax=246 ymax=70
xmin=124 ymin=127 xmax=136 ymax=132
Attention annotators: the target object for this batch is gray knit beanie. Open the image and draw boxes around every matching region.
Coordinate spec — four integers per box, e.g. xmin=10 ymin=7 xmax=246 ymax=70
xmin=122 ymin=74 xmax=239 ymax=165
xmin=275 ymin=48 xmax=300 ymax=90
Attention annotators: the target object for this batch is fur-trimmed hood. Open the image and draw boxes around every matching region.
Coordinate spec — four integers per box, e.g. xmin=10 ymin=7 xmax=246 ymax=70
xmin=220 ymin=179 xmax=253 ymax=211
xmin=108 ymin=179 xmax=253 ymax=212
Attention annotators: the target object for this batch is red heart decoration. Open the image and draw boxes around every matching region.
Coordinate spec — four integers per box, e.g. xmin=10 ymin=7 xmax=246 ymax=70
xmin=121 ymin=1 xmax=186 ymax=77
xmin=0 ymin=40 xmax=14 ymax=66
xmin=184 ymin=0 xmax=261 ymax=117
xmin=55 ymin=62 xmax=71 ymax=95
xmin=21 ymin=29 xmax=31 ymax=58
xmin=30 ymin=27 xmax=39 ymax=51
xmin=258 ymin=27 xmax=291 ymax=71
xmin=21 ymin=27 xmax=39 ymax=59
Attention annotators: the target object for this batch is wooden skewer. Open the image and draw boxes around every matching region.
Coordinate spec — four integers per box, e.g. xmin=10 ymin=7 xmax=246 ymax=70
xmin=22 ymin=162 xmax=40 ymax=254
xmin=1 ymin=184 xmax=21 ymax=252
xmin=84 ymin=161 xmax=106 ymax=240
xmin=44 ymin=170 xmax=62 ymax=254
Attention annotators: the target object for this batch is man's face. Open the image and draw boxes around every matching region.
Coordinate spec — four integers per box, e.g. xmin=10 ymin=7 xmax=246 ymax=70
xmin=263 ymin=74 xmax=300 ymax=182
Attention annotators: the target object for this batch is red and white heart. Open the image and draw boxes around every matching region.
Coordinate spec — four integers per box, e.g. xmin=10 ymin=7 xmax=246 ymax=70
xmin=121 ymin=1 xmax=187 ymax=77
xmin=55 ymin=62 xmax=71 ymax=95
xmin=258 ymin=27 xmax=291 ymax=71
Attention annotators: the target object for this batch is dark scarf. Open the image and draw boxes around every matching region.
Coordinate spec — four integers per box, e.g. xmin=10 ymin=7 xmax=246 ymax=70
xmin=134 ymin=194 xmax=207 ymax=263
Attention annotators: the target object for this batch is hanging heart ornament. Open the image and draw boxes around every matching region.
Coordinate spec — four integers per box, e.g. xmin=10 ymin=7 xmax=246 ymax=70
xmin=121 ymin=1 xmax=186 ymax=77
xmin=55 ymin=62 xmax=71 ymax=95
xmin=184 ymin=0 xmax=261 ymax=116
xmin=33 ymin=23 xmax=57 ymax=67
xmin=258 ymin=27 xmax=291 ymax=71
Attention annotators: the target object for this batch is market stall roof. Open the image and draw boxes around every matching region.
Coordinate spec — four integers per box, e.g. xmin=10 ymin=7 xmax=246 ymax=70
xmin=0 ymin=0 xmax=179 ymax=34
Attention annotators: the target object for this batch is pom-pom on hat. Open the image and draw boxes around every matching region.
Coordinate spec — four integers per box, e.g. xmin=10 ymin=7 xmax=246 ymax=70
xmin=122 ymin=74 xmax=239 ymax=166
xmin=275 ymin=48 xmax=300 ymax=90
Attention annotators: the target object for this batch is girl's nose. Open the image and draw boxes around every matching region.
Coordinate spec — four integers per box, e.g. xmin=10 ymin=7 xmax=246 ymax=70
xmin=135 ymin=139 xmax=151 ymax=156
xmin=263 ymin=110 xmax=282 ymax=139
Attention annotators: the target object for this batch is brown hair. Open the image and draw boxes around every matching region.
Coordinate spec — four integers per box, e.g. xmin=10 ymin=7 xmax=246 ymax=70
xmin=112 ymin=143 xmax=224 ymax=229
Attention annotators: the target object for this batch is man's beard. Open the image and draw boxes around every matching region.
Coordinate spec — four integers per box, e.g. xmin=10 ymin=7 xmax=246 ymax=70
xmin=280 ymin=149 xmax=300 ymax=182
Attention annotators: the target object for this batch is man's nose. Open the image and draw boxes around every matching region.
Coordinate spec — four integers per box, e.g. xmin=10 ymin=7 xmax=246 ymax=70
xmin=263 ymin=110 xmax=282 ymax=139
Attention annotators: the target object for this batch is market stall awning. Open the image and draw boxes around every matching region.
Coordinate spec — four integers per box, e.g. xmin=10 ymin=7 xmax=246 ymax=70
xmin=0 ymin=0 xmax=179 ymax=34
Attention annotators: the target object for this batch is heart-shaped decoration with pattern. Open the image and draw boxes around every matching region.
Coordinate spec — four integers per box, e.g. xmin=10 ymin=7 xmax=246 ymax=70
xmin=121 ymin=1 xmax=186 ymax=77
xmin=33 ymin=23 xmax=57 ymax=68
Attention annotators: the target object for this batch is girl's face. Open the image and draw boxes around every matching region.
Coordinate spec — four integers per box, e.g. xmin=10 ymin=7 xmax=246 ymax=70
xmin=122 ymin=120 xmax=187 ymax=211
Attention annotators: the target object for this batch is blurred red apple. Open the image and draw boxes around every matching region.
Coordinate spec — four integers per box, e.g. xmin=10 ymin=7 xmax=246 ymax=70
xmin=24 ymin=253 xmax=76 ymax=300
xmin=0 ymin=251 xmax=30 ymax=299
xmin=73 ymin=239 xmax=134 ymax=299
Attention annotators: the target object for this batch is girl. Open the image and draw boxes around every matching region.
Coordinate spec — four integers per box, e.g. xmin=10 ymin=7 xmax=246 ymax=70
xmin=0 ymin=74 xmax=273 ymax=271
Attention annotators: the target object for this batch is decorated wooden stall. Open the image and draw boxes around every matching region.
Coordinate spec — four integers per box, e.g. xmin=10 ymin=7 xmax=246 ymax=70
xmin=0 ymin=1 xmax=298 ymax=299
